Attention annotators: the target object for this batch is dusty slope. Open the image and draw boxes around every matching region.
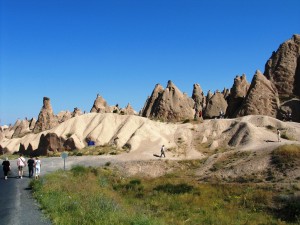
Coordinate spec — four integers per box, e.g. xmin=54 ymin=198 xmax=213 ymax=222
xmin=1 ymin=113 xmax=300 ymax=183
xmin=1 ymin=113 xmax=300 ymax=157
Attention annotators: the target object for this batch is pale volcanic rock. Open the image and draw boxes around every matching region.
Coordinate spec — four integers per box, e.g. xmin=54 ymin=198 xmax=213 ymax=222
xmin=264 ymin=34 xmax=300 ymax=97
xmin=57 ymin=111 xmax=72 ymax=123
xmin=12 ymin=119 xmax=30 ymax=138
xmin=90 ymin=94 xmax=111 ymax=113
xmin=33 ymin=97 xmax=59 ymax=133
xmin=72 ymin=107 xmax=83 ymax=117
xmin=236 ymin=70 xmax=280 ymax=117
xmin=192 ymin=83 xmax=206 ymax=118
xmin=142 ymin=80 xmax=195 ymax=122
xmin=29 ymin=118 xmax=36 ymax=130
xmin=140 ymin=84 xmax=164 ymax=118
xmin=121 ymin=103 xmax=136 ymax=115
xmin=204 ymin=92 xmax=228 ymax=119
xmin=226 ymin=74 xmax=250 ymax=118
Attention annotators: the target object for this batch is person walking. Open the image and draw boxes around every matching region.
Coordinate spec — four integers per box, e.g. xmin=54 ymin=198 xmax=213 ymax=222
xmin=160 ymin=145 xmax=166 ymax=158
xmin=27 ymin=156 xmax=35 ymax=178
xmin=277 ymin=129 xmax=281 ymax=142
xmin=17 ymin=154 xmax=26 ymax=179
xmin=34 ymin=157 xmax=41 ymax=179
xmin=2 ymin=157 xmax=10 ymax=180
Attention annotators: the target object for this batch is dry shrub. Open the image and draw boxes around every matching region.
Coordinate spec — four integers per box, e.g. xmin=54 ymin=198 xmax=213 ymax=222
xmin=272 ymin=145 xmax=300 ymax=171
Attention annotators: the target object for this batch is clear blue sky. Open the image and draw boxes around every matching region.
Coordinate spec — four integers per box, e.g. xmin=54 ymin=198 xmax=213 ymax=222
xmin=1 ymin=0 xmax=299 ymax=125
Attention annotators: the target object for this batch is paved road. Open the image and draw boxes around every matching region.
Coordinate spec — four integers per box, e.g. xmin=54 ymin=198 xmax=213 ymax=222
xmin=0 ymin=155 xmax=116 ymax=225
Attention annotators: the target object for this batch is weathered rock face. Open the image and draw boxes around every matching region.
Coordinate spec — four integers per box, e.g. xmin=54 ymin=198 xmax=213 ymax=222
xmin=226 ymin=74 xmax=250 ymax=118
xmin=90 ymin=94 xmax=111 ymax=113
xmin=33 ymin=97 xmax=59 ymax=133
xmin=141 ymin=81 xmax=195 ymax=121
xmin=57 ymin=111 xmax=72 ymax=123
xmin=222 ymin=88 xmax=230 ymax=99
xmin=236 ymin=70 xmax=280 ymax=117
xmin=29 ymin=118 xmax=36 ymax=130
xmin=264 ymin=34 xmax=300 ymax=98
xmin=121 ymin=103 xmax=136 ymax=115
xmin=140 ymin=84 xmax=164 ymax=118
xmin=36 ymin=133 xmax=64 ymax=155
xmin=12 ymin=119 xmax=30 ymax=138
xmin=204 ymin=91 xmax=228 ymax=119
xmin=206 ymin=90 xmax=213 ymax=103
xmin=192 ymin=83 xmax=206 ymax=118
xmin=72 ymin=107 xmax=82 ymax=117
xmin=278 ymin=99 xmax=300 ymax=122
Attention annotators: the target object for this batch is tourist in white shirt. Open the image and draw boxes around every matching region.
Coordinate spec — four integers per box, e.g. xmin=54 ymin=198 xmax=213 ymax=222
xmin=17 ymin=154 xmax=26 ymax=179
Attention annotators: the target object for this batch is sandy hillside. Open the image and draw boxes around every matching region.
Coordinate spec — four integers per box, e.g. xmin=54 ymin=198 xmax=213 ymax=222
xmin=1 ymin=113 xmax=300 ymax=182
xmin=1 ymin=113 xmax=300 ymax=157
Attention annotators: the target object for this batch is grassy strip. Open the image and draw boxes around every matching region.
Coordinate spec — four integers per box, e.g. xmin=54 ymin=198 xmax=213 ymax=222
xmin=31 ymin=165 xmax=300 ymax=225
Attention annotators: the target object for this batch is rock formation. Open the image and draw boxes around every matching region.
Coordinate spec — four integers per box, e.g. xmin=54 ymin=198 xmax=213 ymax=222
xmin=236 ymin=70 xmax=279 ymax=117
xmin=29 ymin=118 xmax=36 ymax=130
xmin=33 ymin=97 xmax=59 ymax=133
xmin=226 ymin=74 xmax=250 ymax=118
xmin=204 ymin=91 xmax=228 ymax=119
xmin=141 ymin=81 xmax=195 ymax=121
xmin=36 ymin=133 xmax=65 ymax=155
xmin=90 ymin=94 xmax=111 ymax=113
xmin=192 ymin=83 xmax=206 ymax=119
xmin=140 ymin=84 xmax=164 ymax=118
xmin=264 ymin=34 xmax=300 ymax=98
xmin=12 ymin=119 xmax=30 ymax=138
xmin=120 ymin=103 xmax=136 ymax=115
xmin=57 ymin=111 xmax=72 ymax=123
xmin=72 ymin=107 xmax=82 ymax=117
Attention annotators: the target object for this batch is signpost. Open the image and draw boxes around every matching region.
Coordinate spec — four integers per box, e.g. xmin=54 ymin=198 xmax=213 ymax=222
xmin=61 ymin=152 xmax=68 ymax=171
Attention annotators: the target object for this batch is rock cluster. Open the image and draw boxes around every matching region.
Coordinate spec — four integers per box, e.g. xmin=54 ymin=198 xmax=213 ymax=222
xmin=140 ymin=81 xmax=195 ymax=121
xmin=236 ymin=70 xmax=280 ymax=117
xmin=33 ymin=97 xmax=59 ymax=133
xmin=226 ymin=74 xmax=250 ymax=118
xmin=264 ymin=34 xmax=300 ymax=98
xmin=90 ymin=94 xmax=111 ymax=113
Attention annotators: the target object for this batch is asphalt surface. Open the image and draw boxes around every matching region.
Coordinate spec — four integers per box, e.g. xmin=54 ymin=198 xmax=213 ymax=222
xmin=0 ymin=155 xmax=115 ymax=225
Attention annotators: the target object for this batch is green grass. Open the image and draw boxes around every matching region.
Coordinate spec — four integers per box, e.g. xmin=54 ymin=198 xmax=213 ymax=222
xmin=272 ymin=144 xmax=300 ymax=171
xmin=31 ymin=165 xmax=300 ymax=225
xmin=68 ymin=144 xmax=121 ymax=156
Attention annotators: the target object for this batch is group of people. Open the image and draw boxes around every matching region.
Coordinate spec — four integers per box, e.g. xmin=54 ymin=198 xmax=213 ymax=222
xmin=2 ymin=154 xmax=41 ymax=180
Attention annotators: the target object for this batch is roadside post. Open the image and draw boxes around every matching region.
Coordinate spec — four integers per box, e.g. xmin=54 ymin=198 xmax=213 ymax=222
xmin=61 ymin=152 xmax=68 ymax=171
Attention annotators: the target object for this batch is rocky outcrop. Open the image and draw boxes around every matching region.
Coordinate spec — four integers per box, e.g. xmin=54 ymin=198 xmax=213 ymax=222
xmin=29 ymin=118 xmax=36 ymax=130
xmin=236 ymin=70 xmax=279 ymax=117
xmin=278 ymin=98 xmax=300 ymax=122
xmin=90 ymin=94 xmax=111 ymax=113
xmin=12 ymin=119 xmax=30 ymax=138
xmin=33 ymin=97 xmax=59 ymax=133
xmin=192 ymin=83 xmax=206 ymax=119
xmin=120 ymin=103 xmax=136 ymax=115
xmin=226 ymin=74 xmax=250 ymax=118
xmin=204 ymin=91 xmax=228 ymax=119
xmin=264 ymin=34 xmax=300 ymax=98
xmin=141 ymin=84 xmax=164 ymax=118
xmin=141 ymin=81 xmax=195 ymax=121
xmin=36 ymin=133 xmax=65 ymax=155
xmin=57 ymin=111 xmax=72 ymax=123
xmin=72 ymin=107 xmax=82 ymax=117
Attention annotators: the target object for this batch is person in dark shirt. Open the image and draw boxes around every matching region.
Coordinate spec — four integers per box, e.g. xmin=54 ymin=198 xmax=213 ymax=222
xmin=2 ymin=158 xmax=10 ymax=180
xmin=27 ymin=156 xmax=35 ymax=178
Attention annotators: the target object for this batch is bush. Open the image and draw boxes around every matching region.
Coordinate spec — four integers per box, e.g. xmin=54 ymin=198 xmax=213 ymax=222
xmin=153 ymin=183 xmax=194 ymax=194
xmin=71 ymin=165 xmax=89 ymax=176
xmin=272 ymin=145 xmax=300 ymax=171
xmin=275 ymin=195 xmax=300 ymax=222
